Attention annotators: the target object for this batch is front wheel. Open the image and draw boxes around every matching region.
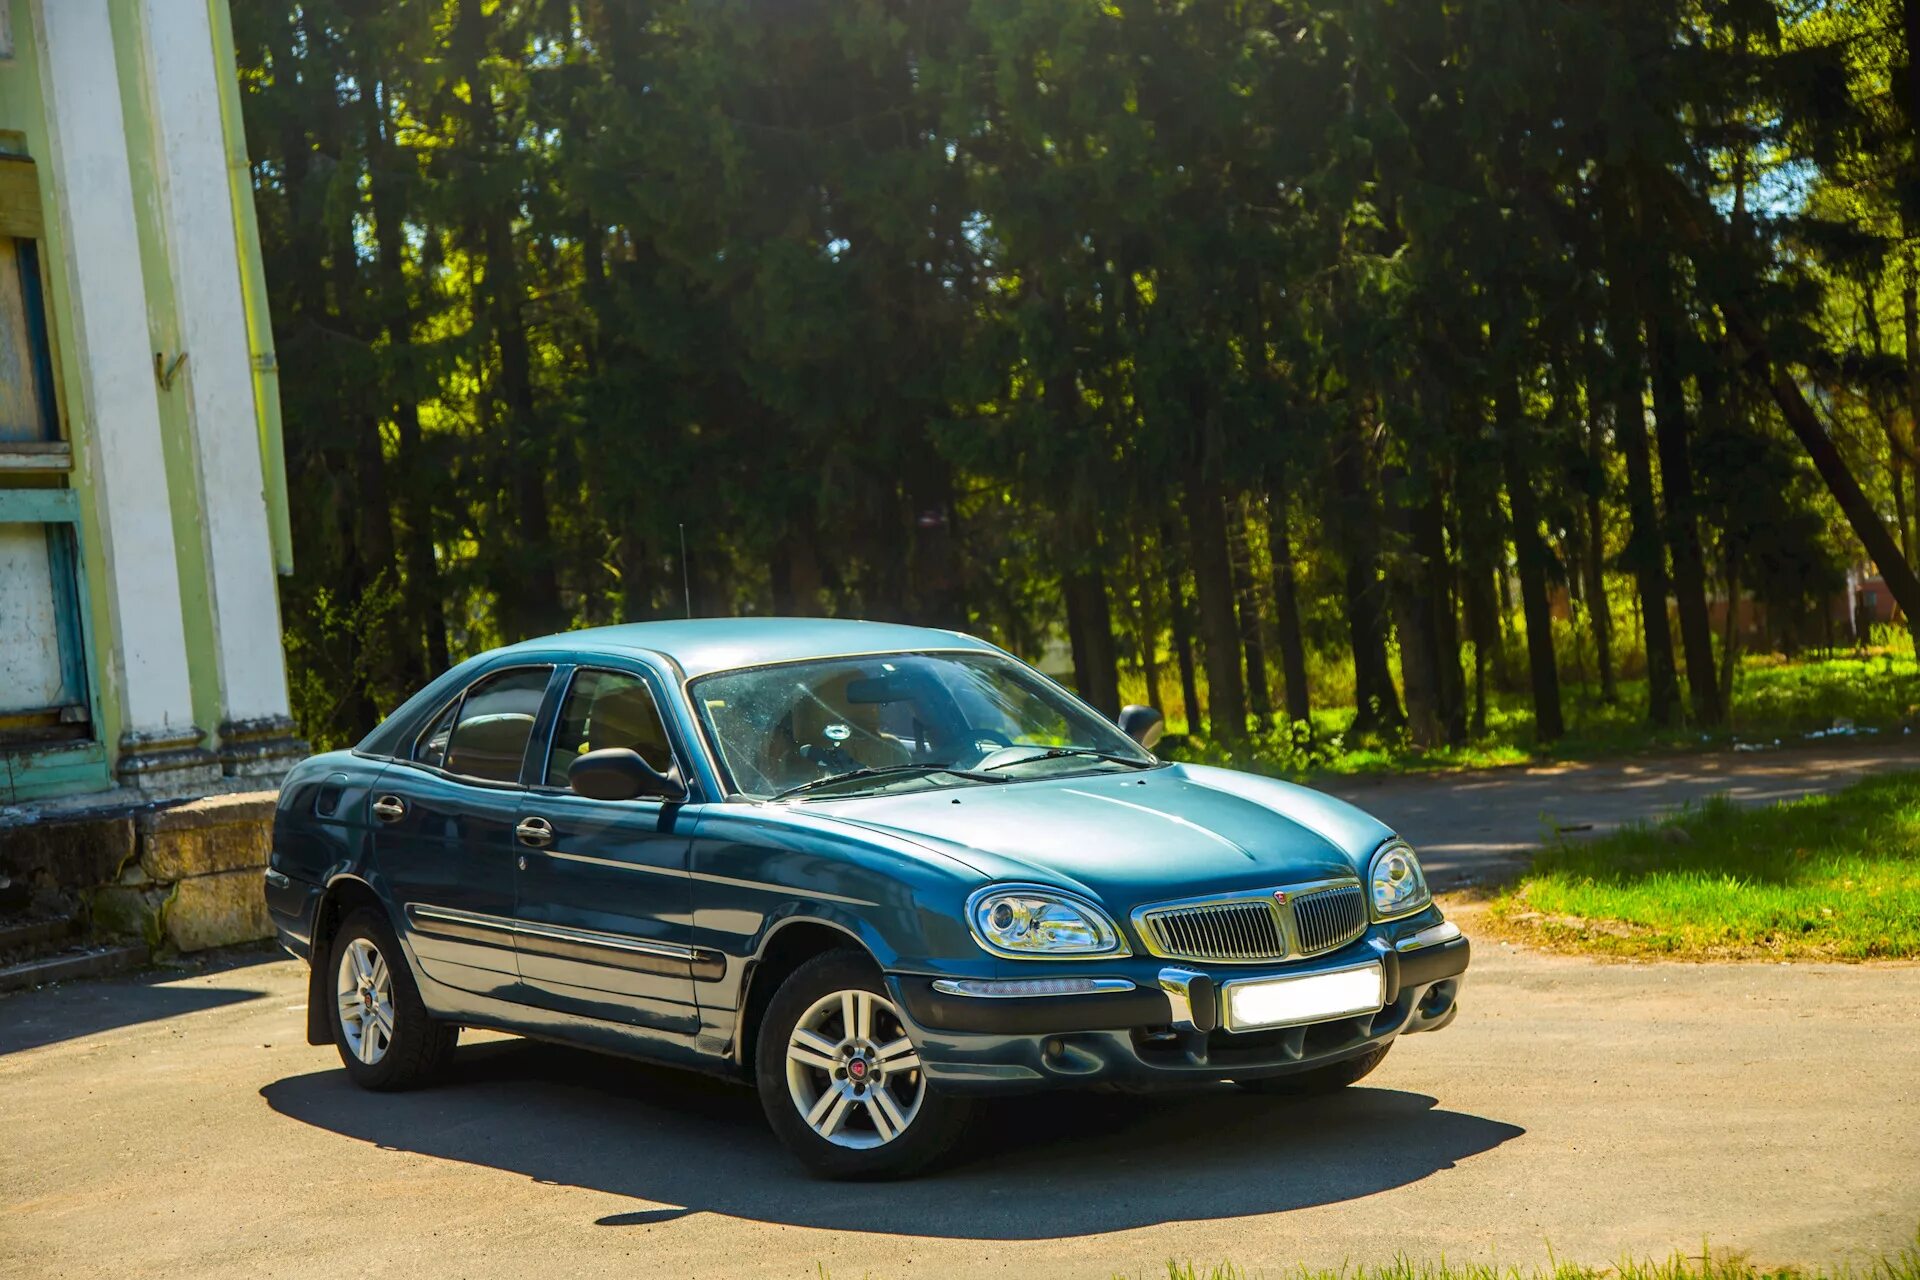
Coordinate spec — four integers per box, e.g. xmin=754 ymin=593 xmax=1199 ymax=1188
xmin=755 ymin=951 xmax=972 ymax=1179
xmin=1233 ymin=1042 xmax=1391 ymax=1097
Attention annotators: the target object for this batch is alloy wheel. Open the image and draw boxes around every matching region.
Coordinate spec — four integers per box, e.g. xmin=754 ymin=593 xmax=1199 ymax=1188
xmin=784 ymin=988 xmax=924 ymax=1149
xmin=336 ymin=936 xmax=396 ymax=1066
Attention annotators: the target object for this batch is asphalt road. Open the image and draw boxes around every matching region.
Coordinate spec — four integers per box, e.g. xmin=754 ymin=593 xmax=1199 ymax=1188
xmin=1323 ymin=739 xmax=1920 ymax=887
xmin=4 ymin=747 xmax=1919 ymax=1279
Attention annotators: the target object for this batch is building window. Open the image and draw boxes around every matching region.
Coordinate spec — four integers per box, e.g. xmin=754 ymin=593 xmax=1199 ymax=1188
xmin=1 ymin=233 xmax=60 ymax=441
xmin=0 ymin=154 xmax=93 ymax=758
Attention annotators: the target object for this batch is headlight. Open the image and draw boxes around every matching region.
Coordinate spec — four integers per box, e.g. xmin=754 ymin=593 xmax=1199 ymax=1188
xmin=1368 ymin=840 xmax=1431 ymax=919
xmin=966 ymin=886 xmax=1128 ymax=958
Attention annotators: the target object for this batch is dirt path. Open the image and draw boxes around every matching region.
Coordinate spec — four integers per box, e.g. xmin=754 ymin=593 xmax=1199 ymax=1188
xmin=1320 ymin=739 xmax=1920 ymax=887
xmin=6 ymin=747 xmax=1919 ymax=1278
xmin=3 ymin=944 xmax=1916 ymax=1277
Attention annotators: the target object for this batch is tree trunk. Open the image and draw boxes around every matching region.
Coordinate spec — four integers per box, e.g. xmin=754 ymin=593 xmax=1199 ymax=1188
xmin=1719 ymin=303 xmax=1920 ymax=629
xmin=1228 ymin=498 xmax=1272 ymax=722
xmin=1603 ymin=177 xmax=1680 ymax=726
xmin=1187 ymin=475 xmax=1248 ymax=742
xmin=1330 ymin=418 xmax=1404 ymax=735
xmin=1416 ymin=485 xmax=1467 ymax=743
xmin=1905 ymin=244 xmax=1920 ymax=651
xmin=1263 ymin=469 xmax=1311 ymax=727
xmin=1162 ymin=517 xmax=1204 ymax=737
xmin=1583 ymin=407 xmax=1618 ymax=702
xmin=1719 ymin=548 xmax=1740 ymax=720
xmin=1384 ymin=463 xmax=1443 ymax=747
xmin=1903 ymin=0 xmax=1920 ymax=153
xmin=1135 ymin=544 xmax=1164 ymax=714
xmin=320 ymin=136 xmax=405 ymax=708
xmin=1651 ymin=171 xmax=1920 ymax=635
xmin=456 ymin=0 xmax=559 ymax=642
xmin=1063 ymin=558 xmax=1121 ymax=719
xmin=366 ymin=80 xmax=446 ymax=680
xmin=1496 ymin=375 xmax=1565 ymax=742
xmin=1647 ymin=306 xmax=1724 ymax=726
xmin=1463 ymin=560 xmax=1495 ymax=737
xmin=1494 ymin=561 xmax=1516 ymax=685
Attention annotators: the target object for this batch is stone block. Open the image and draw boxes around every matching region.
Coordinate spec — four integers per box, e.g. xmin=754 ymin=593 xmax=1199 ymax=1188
xmin=137 ymin=793 xmax=276 ymax=880
xmin=163 ymin=869 xmax=272 ymax=952
xmin=91 ymin=883 xmax=167 ymax=949
xmin=0 ymin=816 xmax=135 ymax=892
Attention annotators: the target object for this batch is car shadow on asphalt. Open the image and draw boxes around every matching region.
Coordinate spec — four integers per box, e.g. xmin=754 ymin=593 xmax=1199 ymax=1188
xmin=1 ymin=947 xmax=282 ymax=1056
xmin=261 ymin=1036 xmax=1524 ymax=1238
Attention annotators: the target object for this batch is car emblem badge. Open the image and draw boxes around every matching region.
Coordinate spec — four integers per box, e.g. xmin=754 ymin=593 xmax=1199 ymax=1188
xmin=1273 ymin=891 xmax=1289 ymax=906
xmin=848 ymin=1058 xmax=868 ymax=1079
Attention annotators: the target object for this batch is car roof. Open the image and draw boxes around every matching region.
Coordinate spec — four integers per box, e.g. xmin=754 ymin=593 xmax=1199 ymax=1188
xmin=496 ymin=617 xmax=1003 ymax=680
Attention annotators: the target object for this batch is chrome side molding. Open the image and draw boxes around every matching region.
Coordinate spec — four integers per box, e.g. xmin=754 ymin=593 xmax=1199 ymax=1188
xmin=403 ymin=902 xmax=726 ymax=981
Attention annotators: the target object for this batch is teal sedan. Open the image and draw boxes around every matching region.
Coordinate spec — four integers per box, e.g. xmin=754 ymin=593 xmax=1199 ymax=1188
xmin=266 ymin=618 xmax=1468 ymax=1178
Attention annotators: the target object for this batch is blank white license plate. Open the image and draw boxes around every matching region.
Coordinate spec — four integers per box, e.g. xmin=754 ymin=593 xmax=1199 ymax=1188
xmin=1223 ymin=963 xmax=1384 ymax=1031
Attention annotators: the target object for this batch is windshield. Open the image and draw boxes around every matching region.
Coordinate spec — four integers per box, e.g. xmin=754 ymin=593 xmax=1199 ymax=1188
xmin=690 ymin=650 xmax=1156 ymax=799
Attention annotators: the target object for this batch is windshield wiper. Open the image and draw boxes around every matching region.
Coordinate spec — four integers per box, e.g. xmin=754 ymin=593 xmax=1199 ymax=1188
xmin=979 ymin=747 xmax=1154 ymax=773
xmin=771 ymin=763 xmax=1010 ymax=801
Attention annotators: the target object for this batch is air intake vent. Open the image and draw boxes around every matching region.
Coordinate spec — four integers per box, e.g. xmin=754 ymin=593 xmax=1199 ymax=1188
xmin=1289 ymin=883 xmax=1367 ymax=956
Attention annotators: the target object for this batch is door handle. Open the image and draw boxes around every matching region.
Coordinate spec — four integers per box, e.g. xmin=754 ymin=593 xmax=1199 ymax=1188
xmin=515 ymin=816 xmax=554 ymax=849
xmin=372 ymin=795 xmax=407 ymax=824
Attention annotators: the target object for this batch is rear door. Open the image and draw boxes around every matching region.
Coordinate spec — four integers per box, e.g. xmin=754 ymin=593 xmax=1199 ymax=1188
xmin=511 ymin=664 xmax=705 ymax=1034
xmin=372 ymin=664 xmax=557 ymax=1000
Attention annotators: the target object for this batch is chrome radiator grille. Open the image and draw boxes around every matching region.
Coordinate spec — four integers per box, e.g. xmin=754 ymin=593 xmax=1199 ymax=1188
xmin=1139 ymin=901 xmax=1285 ymax=963
xmin=1136 ymin=881 xmax=1367 ymax=964
xmin=1290 ymin=883 xmax=1367 ymax=956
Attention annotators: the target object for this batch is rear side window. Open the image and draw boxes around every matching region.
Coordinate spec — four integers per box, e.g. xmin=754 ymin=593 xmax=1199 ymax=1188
xmin=415 ymin=667 xmax=552 ymax=784
xmin=415 ymin=699 xmax=460 ymax=770
xmin=546 ymin=669 xmax=674 ymax=787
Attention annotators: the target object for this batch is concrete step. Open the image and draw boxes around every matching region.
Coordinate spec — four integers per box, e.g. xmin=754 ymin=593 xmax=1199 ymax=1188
xmin=0 ymin=913 xmax=79 ymax=962
xmin=0 ymin=942 xmax=150 ymax=995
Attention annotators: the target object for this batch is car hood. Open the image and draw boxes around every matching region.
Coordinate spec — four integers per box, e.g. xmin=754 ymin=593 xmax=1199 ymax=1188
xmin=807 ymin=762 xmax=1395 ymax=909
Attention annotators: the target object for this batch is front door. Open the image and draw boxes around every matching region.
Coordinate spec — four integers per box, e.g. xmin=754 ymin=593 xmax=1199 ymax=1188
xmin=372 ymin=664 xmax=555 ymax=1000
xmin=512 ymin=666 xmax=703 ymax=1034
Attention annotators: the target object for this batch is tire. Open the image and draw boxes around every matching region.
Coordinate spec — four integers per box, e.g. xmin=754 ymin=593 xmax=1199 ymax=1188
xmin=328 ymin=906 xmax=458 ymax=1091
xmin=1233 ymin=1041 xmax=1391 ymax=1097
xmin=754 ymin=950 xmax=973 ymax=1180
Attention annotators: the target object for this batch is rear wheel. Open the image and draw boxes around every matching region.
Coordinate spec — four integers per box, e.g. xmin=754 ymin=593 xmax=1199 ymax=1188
xmin=1233 ymin=1042 xmax=1391 ymax=1096
xmin=755 ymin=951 xmax=972 ymax=1179
xmin=328 ymin=907 xmax=458 ymax=1091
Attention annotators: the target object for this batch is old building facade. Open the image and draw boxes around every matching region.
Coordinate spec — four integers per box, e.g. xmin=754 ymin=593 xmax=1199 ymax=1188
xmin=0 ymin=0 xmax=302 ymax=807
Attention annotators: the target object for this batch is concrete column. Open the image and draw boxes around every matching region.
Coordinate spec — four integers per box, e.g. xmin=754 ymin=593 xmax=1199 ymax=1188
xmin=136 ymin=0 xmax=301 ymax=777
xmin=31 ymin=0 xmax=217 ymax=792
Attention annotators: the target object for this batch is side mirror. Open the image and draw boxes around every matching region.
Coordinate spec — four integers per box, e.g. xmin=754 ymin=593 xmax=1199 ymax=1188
xmin=568 ymin=748 xmax=688 ymax=803
xmin=1116 ymin=704 xmax=1165 ymax=751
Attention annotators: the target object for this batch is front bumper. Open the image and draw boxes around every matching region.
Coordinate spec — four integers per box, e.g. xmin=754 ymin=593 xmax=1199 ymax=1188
xmin=887 ymin=923 xmax=1469 ymax=1095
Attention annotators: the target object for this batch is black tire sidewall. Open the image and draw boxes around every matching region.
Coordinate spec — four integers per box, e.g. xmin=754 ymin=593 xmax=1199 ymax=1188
xmin=328 ymin=906 xmax=454 ymax=1091
xmin=753 ymin=950 xmax=970 ymax=1180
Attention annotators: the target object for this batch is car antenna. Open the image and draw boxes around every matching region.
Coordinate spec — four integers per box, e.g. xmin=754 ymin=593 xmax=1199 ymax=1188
xmin=679 ymin=522 xmax=693 ymax=618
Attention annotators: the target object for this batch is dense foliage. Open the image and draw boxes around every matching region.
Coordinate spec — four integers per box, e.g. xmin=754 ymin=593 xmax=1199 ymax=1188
xmin=233 ymin=0 xmax=1920 ymax=752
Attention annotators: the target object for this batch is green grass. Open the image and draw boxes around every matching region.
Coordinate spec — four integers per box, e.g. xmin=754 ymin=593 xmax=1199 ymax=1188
xmin=820 ymin=1242 xmax=1920 ymax=1280
xmin=1110 ymin=1245 xmax=1920 ymax=1280
xmin=1488 ymin=772 xmax=1920 ymax=961
xmin=1156 ymin=648 xmax=1920 ymax=781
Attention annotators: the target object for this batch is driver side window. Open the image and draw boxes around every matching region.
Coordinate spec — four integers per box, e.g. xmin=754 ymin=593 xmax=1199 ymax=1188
xmin=546 ymin=669 xmax=675 ymax=788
